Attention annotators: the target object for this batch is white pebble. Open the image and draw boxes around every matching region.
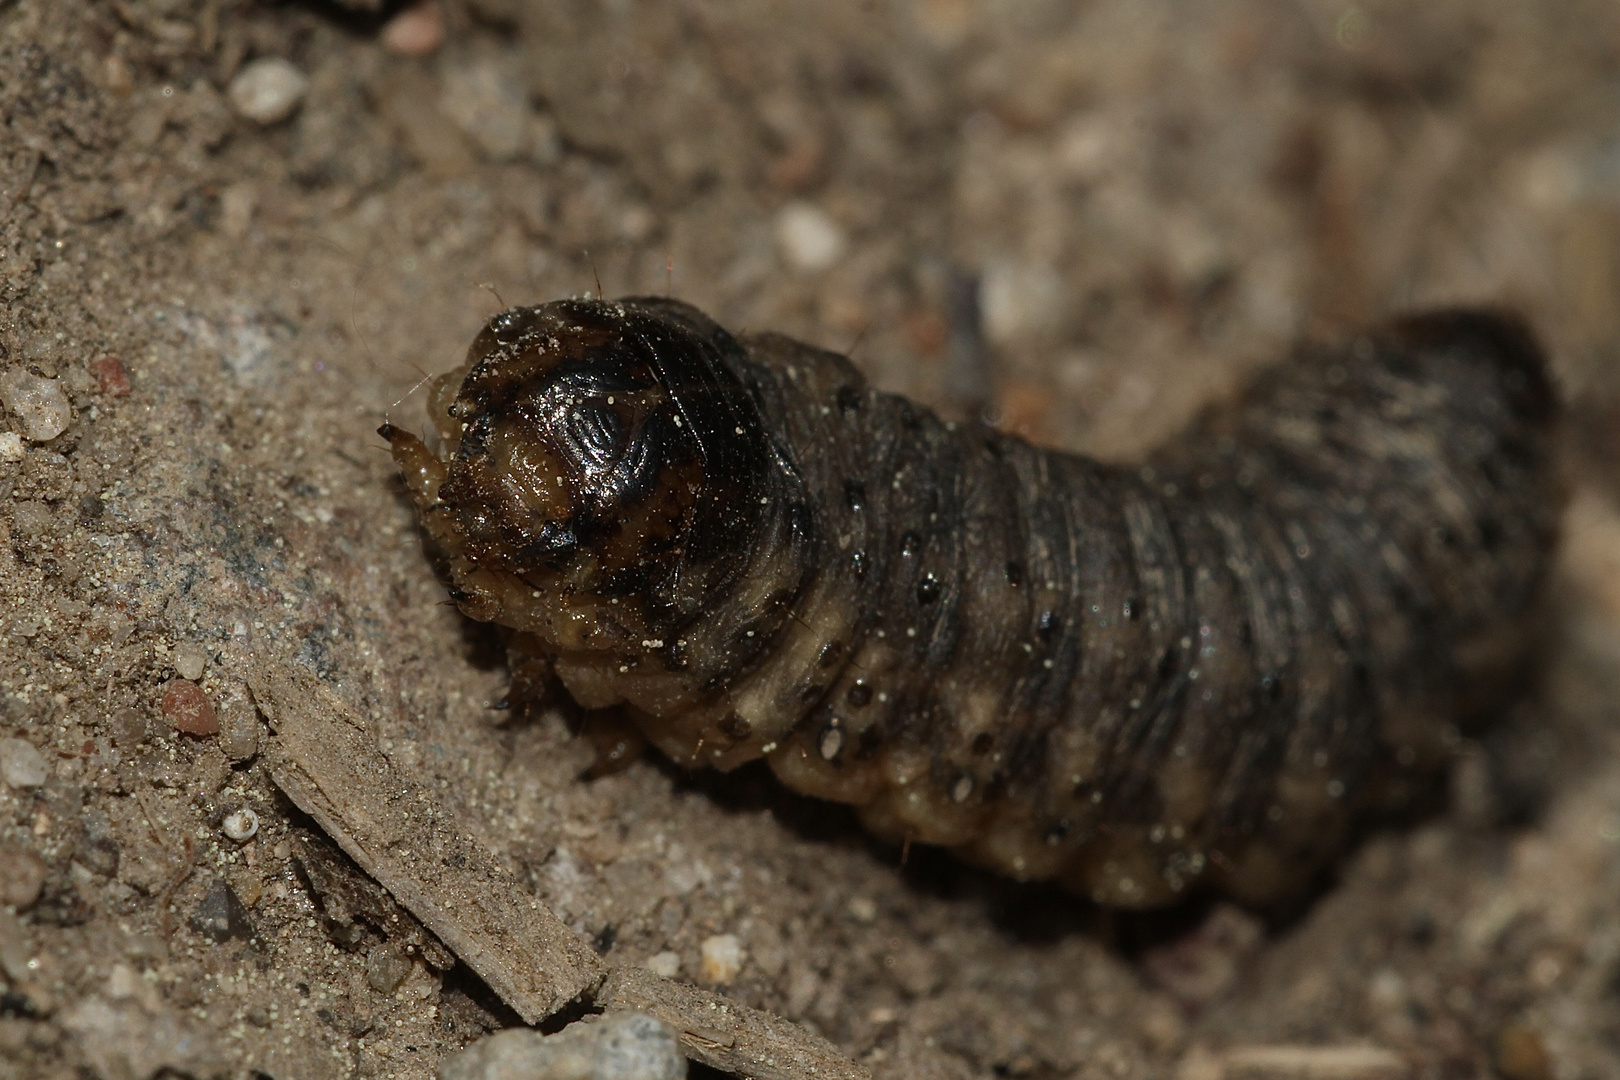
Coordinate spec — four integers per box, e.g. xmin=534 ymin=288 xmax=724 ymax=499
xmin=645 ymin=951 xmax=681 ymax=979
xmin=980 ymin=259 xmax=1063 ymax=345
xmin=775 ymin=202 xmax=846 ymax=272
xmin=221 ymin=807 xmax=259 ymax=842
xmin=228 ymin=58 xmax=309 ymax=125
xmin=699 ymin=933 xmax=745 ymax=984
xmin=0 ymin=432 xmax=22 ymax=462
xmin=439 ymin=1011 xmax=685 ymax=1080
xmin=0 ymin=369 xmax=71 ymax=442
xmin=173 ymin=642 xmax=208 ymax=682
xmin=0 ymin=737 xmax=49 ymax=789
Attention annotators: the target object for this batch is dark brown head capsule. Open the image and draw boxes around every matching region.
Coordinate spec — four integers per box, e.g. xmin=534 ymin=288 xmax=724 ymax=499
xmin=381 ymin=298 xmax=787 ymax=650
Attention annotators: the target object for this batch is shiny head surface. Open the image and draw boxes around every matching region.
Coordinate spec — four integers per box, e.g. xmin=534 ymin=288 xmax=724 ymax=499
xmin=385 ymin=297 xmax=777 ymax=641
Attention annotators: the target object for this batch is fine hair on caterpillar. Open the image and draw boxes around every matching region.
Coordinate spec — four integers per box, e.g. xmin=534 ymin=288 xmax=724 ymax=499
xmin=381 ymin=296 xmax=1561 ymax=908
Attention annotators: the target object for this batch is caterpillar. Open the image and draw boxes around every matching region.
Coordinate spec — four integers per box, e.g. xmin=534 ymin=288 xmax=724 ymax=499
xmin=380 ymin=297 xmax=1560 ymax=908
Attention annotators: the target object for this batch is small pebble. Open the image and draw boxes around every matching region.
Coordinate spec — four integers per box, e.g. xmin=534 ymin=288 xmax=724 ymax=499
xmin=0 ymin=909 xmax=31 ymax=982
xmin=0 ymin=738 xmax=49 ymax=789
xmin=161 ymin=679 xmax=219 ymax=736
xmin=366 ymin=945 xmax=414 ymax=994
xmin=0 ymin=432 xmax=22 ymax=463
xmin=438 ymin=1011 xmax=685 ymax=1080
xmin=216 ymin=680 xmax=261 ymax=762
xmin=382 ymin=0 xmax=445 ymax=56
xmin=173 ymin=642 xmax=208 ymax=682
xmin=0 ymin=369 xmax=71 ymax=442
xmin=699 ymin=933 xmax=745 ymax=984
xmin=109 ymin=707 xmax=149 ymax=749
xmin=0 ymin=844 xmax=47 ymax=908
xmin=90 ymin=355 xmax=130 ymax=397
xmin=645 ymin=950 xmax=681 ymax=979
xmin=230 ymin=871 xmax=265 ymax=908
xmin=189 ymin=879 xmax=255 ymax=943
xmin=775 ymin=203 xmax=846 ymax=272
xmin=980 ymin=259 xmax=1064 ymax=345
xmin=80 ymin=810 xmax=121 ymax=877
xmin=228 ymin=58 xmax=309 ymax=125
xmin=100 ymin=609 xmax=135 ymax=645
xmin=221 ymin=808 xmax=259 ymax=842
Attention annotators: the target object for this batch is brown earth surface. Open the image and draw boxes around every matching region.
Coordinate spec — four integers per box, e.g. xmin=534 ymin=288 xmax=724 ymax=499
xmin=5 ymin=2 xmax=1620 ymax=1078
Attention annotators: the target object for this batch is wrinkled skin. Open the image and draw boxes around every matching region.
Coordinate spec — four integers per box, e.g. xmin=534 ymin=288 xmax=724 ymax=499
xmin=385 ymin=297 xmax=1560 ymax=907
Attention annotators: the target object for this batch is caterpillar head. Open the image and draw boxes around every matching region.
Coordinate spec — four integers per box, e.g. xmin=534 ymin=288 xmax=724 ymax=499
xmin=383 ymin=298 xmax=777 ymax=648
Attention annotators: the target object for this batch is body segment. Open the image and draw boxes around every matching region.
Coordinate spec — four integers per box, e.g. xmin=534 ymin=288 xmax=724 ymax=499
xmin=384 ymin=298 xmax=1559 ymax=906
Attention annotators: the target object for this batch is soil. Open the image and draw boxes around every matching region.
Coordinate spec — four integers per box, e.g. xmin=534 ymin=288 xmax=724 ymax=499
xmin=4 ymin=2 xmax=1620 ymax=1079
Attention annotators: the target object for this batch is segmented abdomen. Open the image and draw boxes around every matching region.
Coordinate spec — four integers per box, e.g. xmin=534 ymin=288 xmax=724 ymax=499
xmin=725 ymin=310 xmax=1557 ymax=905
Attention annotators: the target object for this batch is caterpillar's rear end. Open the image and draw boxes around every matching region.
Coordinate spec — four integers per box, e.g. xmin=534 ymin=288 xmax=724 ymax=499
xmin=384 ymin=299 xmax=1561 ymax=908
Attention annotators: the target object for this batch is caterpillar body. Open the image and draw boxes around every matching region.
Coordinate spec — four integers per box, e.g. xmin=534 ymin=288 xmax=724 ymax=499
xmin=381 ymin=298 xmax=1559 ymax=907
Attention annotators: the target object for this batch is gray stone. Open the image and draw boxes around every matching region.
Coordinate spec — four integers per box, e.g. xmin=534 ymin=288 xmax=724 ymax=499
xmin=438 ymin=1011 xmax=685 ymax=1080
xmin=215 ymin=678 xmax=261 ymax=761
xmin=0 ymin=368 xmax=71 ymax=442
xmin=78 ymin=809 xmax=120 ymax=877
xmin=366 ymin=944 xmax=413 ymax=994
xmin=188 ymin=879 xmax=255 ymax=943
xmin=0 ymin=737 xmax=48 ymax=788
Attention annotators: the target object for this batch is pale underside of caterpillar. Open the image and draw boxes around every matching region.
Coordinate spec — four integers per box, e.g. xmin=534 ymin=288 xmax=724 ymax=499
xmin=381 ymin=298 xmax=1560 ymax=908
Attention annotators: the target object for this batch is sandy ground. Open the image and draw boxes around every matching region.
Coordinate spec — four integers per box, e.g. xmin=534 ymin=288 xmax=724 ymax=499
xmin=5 ymin=1 xmax=1620 ymax=1078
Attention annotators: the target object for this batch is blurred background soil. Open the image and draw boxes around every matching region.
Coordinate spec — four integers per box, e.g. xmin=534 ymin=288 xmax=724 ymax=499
xmin=5 ymin=1 xmax=1620 ymax=1078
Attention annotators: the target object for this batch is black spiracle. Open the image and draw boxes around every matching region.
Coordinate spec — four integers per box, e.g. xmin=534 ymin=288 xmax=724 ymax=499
xmin=383 ymin=297 xmax=1561 ymax=908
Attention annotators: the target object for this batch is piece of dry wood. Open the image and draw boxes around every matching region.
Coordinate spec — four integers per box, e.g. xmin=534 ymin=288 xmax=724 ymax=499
xmin=252 ymin=658 xmax=869 ymax=1080
xmin=250 ymin=659 xmax=605 ymax=1023
xmin=598 ymin=965 xmax=870 ymax=1080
